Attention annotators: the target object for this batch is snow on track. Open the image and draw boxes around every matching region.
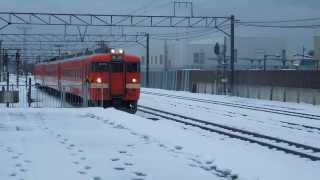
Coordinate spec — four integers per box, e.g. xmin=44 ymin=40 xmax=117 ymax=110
xmin=140 ymin=88 xmax=320 ymax=149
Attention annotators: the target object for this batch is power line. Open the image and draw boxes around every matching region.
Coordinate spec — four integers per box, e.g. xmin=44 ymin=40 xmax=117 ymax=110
xmin=238 ymin=23 xmax=320 ymax=29
xmin=239 ymin=17 xmax=320 ymax=24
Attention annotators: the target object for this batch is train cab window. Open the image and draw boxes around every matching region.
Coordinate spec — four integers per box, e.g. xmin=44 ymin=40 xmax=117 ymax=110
xmin=92 ymin=62 xmax=109 ymax=72
xmin=126 ymin=63 xmax=140 ymax=72
xmin=111 ymin=63 xmax=124 ymax=72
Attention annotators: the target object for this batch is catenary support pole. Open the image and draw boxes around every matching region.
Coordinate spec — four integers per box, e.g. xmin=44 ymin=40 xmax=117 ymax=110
xmin=146 ymin=33 xmax=150 ymax=87
xmin=230 ymin=15 xmax=235 ymax=95
xmin=6 ymin=72 xmax=9 ymax=107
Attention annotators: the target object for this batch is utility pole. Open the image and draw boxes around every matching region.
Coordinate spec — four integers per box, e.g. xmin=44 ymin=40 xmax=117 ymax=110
xmin=281 ymin=49 xmax=286 ymax=68
xmin=16 ymin=49 xmax=20 ymax=87
xmin=4 ymin=49 xmax=8 ymax=72
xmin=146 ymin=33 xmax=150 ymax=87
xmin=302 ymin=46 xmax=305 ymax=62
xmin=263 ymin=54 xmax=267 ymax=71
xmin=230 ymin=15 xmax=235 ymax=95
xmin=223 ymin=36 xmax=227 ymax=95
xmin=17 ymin=26 xmax=32 ymax=74
xmin=0 ymin=40 xmax=2 ymax=79
xmin=164 ymin=40 xmax=168 ymax=71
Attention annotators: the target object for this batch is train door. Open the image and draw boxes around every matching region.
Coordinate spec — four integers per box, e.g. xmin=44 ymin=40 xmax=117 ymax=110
xmin=110 ymin=62 xmax=125 ymax=96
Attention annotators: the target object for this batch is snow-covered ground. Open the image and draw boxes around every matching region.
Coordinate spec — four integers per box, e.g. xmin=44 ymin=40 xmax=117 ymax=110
xmin=140 ymin=88 xmax=320 ymax=149
xmin=1 ymin=77 xmax=320 ymax=180
xmin=1 ymin=108 xmax=319 ymax=180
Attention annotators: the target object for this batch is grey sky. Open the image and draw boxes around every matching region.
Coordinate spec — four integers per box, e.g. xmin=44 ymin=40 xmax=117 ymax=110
xmin=0 ymin=0 xmax=319 ymax=54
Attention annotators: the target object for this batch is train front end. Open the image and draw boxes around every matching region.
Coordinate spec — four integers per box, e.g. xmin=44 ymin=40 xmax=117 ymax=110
xmin=88 ymin=48 xmax=140 ymax=113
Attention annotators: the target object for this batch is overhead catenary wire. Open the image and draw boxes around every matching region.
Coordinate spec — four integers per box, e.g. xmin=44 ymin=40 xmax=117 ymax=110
xmin=238 ymin=23 xmax=320 ymax=29
xmin=237 ymin=16 xmax=320 ymax=29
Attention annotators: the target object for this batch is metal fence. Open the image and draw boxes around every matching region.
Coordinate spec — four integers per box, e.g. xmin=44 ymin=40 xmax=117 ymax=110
xmin=0 ymin=83 xmax=107 ymax=108
xmin=142 ymin=70 xmax=320 ymax=105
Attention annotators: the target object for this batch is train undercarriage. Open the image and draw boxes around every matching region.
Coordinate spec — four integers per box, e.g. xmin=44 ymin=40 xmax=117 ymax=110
xmin=36 ymin=84 xmax=138 ymax=114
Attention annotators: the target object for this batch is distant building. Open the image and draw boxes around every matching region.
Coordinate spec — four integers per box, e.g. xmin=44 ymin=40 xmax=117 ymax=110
xmin=141 ymin=36 xmax=288 ymax=71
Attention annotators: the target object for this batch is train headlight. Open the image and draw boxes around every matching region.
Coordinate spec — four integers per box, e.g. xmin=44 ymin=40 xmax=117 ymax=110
xmin=110 ymin=48 xmax=116 ymax=54
xmin=96 ymin=77 xmax=102 ymax=83
xmin=132 ymin=78 xmax=137 ymax=83
xmin=117 ymin=48 xmax=124 ymax=54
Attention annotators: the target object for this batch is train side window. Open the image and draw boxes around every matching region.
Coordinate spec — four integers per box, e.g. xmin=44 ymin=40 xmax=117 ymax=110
xmin=92 ymin=62 xmax=109 ymax=72
xmin=126 ymin=63 xmax=140 ymax=72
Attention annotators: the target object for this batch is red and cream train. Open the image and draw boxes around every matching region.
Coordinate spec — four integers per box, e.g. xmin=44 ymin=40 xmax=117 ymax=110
xmin=33 ymin=48 xmax=141 ymax=113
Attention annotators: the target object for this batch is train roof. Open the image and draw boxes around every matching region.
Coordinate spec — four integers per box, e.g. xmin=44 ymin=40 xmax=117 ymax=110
xmin=36 ymin=53 xmax=140 ymax=65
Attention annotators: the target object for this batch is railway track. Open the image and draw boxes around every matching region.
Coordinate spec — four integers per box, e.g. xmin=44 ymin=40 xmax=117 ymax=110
xmin=142 ymin=91 xmax=320 ymax=121
xmin=138 ymin=105 xmax=320 ymax=161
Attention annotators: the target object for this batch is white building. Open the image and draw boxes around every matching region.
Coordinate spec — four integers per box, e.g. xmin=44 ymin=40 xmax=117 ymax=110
xmin=141 ymin=36 xmax=287 ymax=71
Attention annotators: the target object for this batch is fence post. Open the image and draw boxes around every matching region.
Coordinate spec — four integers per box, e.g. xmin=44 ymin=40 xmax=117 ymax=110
xmin=257 ymin=86 xmax=261 ymax=99
xmin=246 ymin=86 xmax=249 ymax=98
xmin=297 ymin=89 xmax=300 ymax=103
xmin=101 ymin=87 xmax=104 ymax=108
xmin=283 ymin=87 xmax=287 ymax=102
xmin=27 ymin=78 xmax=31 ymax=107
xmin=313 ymin=91 xmax=316 ymax=105
xmin=270 ymin=86 xmax=273 ymax=101
xmin=83 ymin=83 xmax=88 ymax=107
xmin=60 ymin=86 xmax=64 ymax=108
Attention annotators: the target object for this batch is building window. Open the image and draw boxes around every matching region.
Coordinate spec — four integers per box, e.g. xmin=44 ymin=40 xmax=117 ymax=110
xmin=151 ymin=56 xmax=153 ymax=64
xmin=160 ymin=54 xmax=163 ymax=64
xmin=155 ymin=56 xmax=158 ymax=64
xmin=193 ymin=53 xmax=199 ymax=63
xmin=199 ymin=52 xmax=205 ymax=64
xmin=194 ymin=52 xmax=205 ymax=64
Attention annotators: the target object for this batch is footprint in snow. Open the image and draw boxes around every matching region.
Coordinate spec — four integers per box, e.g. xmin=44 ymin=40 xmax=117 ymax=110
xmin=12 ymin=156 xmax=19 ymax=159
xmin=124 ymin=162 xmax=133 ymax=166
xmin=111 ymin=158 xmax=120 ymax=161
xmin=24 ymin=160 xmax=32 ymax=163
xmin=114 ymin=167 xmax=125 ymax=171
xmin=20 ymin=168 xmax=27 ymax=172
xmin=69 ymin=144 xmax=75 ymax=147
xmin=127 ymin=144 xmax=135 ymax=148
xmin=134 ymin=171 xmax=147 ymax=177
xmin=84 ymin=166 xmax=92 ymax=170
xmin=118 ymin=150 xmax=127 ymax=154
xmin=78 ymin=171 xmax=86 ymax=175
xmin=174 ymin=145 xmax=183 ymax=150
xmin=93 ymin=176 xmax=102 ymax=180
xmin=103 ymin=120 xmax=109 ymax=123
xmin=80 ymin=157 xmax=87 ymax=161
xmin=9 ymin=172 xmax=17 ymax=177
xmin=130 ymin=132 xmax=138 ymax=136
xmin=158 ymin=143 xmax=167 ymax=148
xmin=73 ymin=161 xmax=79 ymax=165
xmin=189 ymin=163 xmax=197 ymax=168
